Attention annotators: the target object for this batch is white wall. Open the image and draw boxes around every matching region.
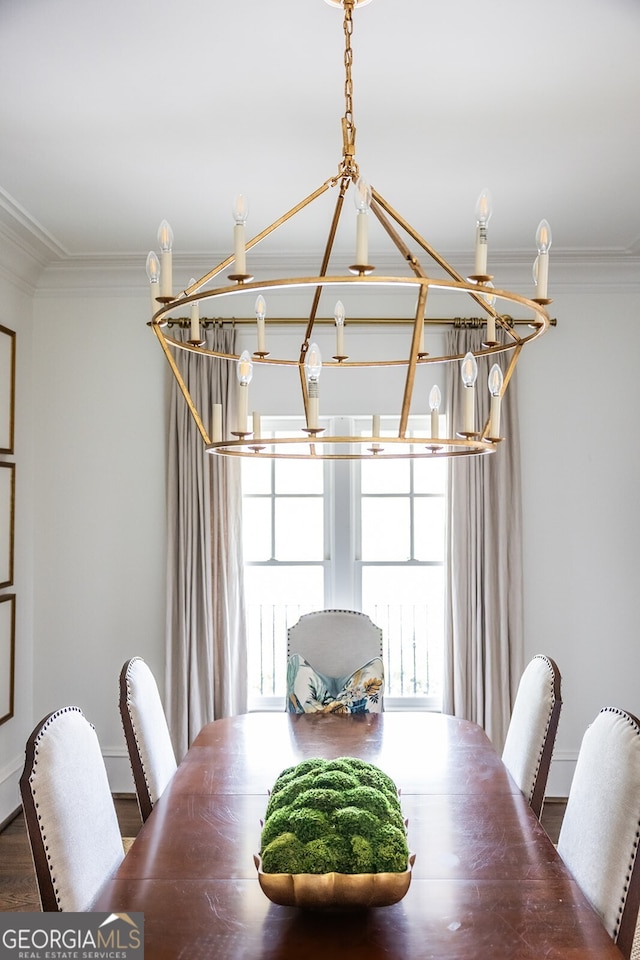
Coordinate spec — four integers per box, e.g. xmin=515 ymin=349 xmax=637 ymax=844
xmin=519 ymin=288 xmax=640 ymax=794
xmin=0 ymin=231 xmax=638 ymax=823
xmin=0 ymin=250 xmax=35 ymax=824
xmin=28 ymin=290 xmax=168 ymax=797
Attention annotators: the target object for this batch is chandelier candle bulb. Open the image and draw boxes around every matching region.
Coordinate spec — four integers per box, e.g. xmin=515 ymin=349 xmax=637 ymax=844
xmin=145 ymin=251 xmax=161 ymax=314
xmin=334 ymin=300 xmax=345 ymax=356
xmin=487 ymin=363 xmax=504 ymax=437
xmin=429 ymin=385 xmax=441 ymax=439
xmin=233 ymin=195 xmax=249 ymax=275
xmin=304 ymin=342 xmax=322 ymax=430
xmin=307 ymin=381 xmax=319 ymax=429
xmin=211 ymin=403 xmax=223 ymax=443
xmin=535 ymin=219 xmax=552 ymax=299
xmin=370 ymin=414 xmax=381 ymax=451
xmin=474 ymin=189 xmax=492 ymax=276
xmin=483 ymin=282 xmax=496 ymax=342
xmin=461 ymin=351 xmax=478 ymax=433
xmin=157 ymin=220 xmax=173 ymax=298
xmin=255 ymin=295 xmax=267 ymax=353
xmin=189 ymin=278 xmax=200 ymax=341
xmin=463 ymin=385 xmax=475 ymax=433
xmin=354 ymin=177 xmax=372 ymax=265
xmin=236 ymin=350 xmax=253 ymax=434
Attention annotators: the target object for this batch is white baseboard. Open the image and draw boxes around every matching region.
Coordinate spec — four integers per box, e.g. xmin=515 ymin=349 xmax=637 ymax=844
xmin=0 ymin=754 xmax=22 ymax=828
xmin=103 ymin=746 xmax=135 ymax=795
xmin=547 ymin=751 xmax=577 ymax=798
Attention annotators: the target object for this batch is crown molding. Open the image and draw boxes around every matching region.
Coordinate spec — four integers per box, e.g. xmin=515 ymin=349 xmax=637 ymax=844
xmin=0 ymin=192 xmax=637 ymax=299
xmin=33 ymin=247 xmax=640 ymax=299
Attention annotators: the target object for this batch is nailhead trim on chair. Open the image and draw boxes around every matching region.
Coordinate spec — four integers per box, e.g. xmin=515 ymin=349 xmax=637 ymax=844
xmin=27 ymin=705 xmax=88 ymax=909
xmin=527 ymin=655 xmax=558 ymax=806
xmin=123 ymin=657 xmax=154 ymax=814
xmin=287 ymin=609 xmax=383 ymax=660
xmin=603 ymin=706 xmax=640 ymax=945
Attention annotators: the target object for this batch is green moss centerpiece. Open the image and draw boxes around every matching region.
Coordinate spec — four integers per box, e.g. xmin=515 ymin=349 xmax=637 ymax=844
xmin=254 ymin=756 xmax=414 ymax=909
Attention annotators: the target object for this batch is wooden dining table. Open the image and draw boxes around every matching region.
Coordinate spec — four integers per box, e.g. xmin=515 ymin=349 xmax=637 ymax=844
xmin=91 ymin=711 xmax=623 ymax=959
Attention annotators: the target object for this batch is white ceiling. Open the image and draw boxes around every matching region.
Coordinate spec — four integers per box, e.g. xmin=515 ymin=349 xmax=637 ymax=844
xmin=1 ymin=0 xmax=639 ymax=282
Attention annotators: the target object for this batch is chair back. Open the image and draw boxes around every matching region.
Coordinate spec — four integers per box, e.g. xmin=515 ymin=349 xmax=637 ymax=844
xmin=287 ymin=609 xmax=383 ymax=678
xmin=557 ymin=706 xmax=640 ymax=959
xmin=20 ymin=705 xmax=124 ymax=912
xmin=501 ymin=654 xmax=562 ymax=818
xmin=119 ymin=656 xmax=177 ymax=821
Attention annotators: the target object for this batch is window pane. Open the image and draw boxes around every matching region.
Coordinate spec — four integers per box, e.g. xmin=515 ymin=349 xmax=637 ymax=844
xmin=361 ymin=457 xmax=409 ymax=494
xmin=414 ymin=497 xmax=445 ymax=561
xmin=275 ymin=457 xmax=323 ymax=494
xmin=242 ymin=498 xmax=272 ymax=561
xmin=361 ymin=497 xmax=410 ymax=560
xmin=244 ymin=565 xmax=325 ymax=699
xmin=361 ymin=565 xmax=444 ymax=699
xmin=242 ymin=457 xmax=272 ymax=495
xmin=275 ymin=497 xmax=324 ymax=560
xmin=413 ymin=457 xmax=446 ymax=495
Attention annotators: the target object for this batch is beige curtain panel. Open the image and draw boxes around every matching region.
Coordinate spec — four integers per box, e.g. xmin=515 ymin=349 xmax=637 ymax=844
xmin=443 ymin=327 xmax=524 ymax=751
xmin=165 ymin=326 xmax=247 ymax=759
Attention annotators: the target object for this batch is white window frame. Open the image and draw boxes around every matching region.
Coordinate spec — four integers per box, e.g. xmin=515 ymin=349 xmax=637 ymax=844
xmin=243 ymin=415 xmax=444 ymax=712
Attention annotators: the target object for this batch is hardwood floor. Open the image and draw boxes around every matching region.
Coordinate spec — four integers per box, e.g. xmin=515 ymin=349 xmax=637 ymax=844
xmin=0 ymin=796 xmax=142 ymax=912
xmin=0 ymin=795 xmax=565 ymax=913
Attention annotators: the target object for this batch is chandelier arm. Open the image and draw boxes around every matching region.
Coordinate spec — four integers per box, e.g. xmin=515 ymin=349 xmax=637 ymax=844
xmin=151 ymin=322 xmax=211 ymax=445
xmin=299 ymin=362 xmax=310 ymax=428
xmin=299 ymin=180 xmax=350 ymax=427
xmin=370 ymin=187 xmax=516 ymax=336
xmin=177 ymin=178 xmax=336 ymax=301
xmin=498 ymin=340 xmax=523 ymax=395
xmin=302 ymin=178 xmax=350 ymax=349
xmin=371 ymin=187 xmax=463 ymax=282
xmin=398 ymin=285 xmax=429 ymax=438
xmin=369 ymin=198 xmax=428 ymax=279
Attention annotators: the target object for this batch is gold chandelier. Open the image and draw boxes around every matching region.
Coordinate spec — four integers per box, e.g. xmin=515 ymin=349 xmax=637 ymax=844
xmin=145 ymin=0 xmax=552 ymax=460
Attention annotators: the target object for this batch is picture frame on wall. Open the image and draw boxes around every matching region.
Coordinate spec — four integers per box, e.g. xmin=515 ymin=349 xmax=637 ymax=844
xmin=0 ymin=462 xmax=15 ymax=588
xmin=0 ymin=594 xmax=15 ymax=725
xmin=0 ymin=324 xmax=16 ymax=454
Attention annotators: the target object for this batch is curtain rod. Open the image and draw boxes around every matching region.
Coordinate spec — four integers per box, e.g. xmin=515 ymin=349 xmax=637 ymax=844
xmin=163 ymin=315 xmax=556 ymax=328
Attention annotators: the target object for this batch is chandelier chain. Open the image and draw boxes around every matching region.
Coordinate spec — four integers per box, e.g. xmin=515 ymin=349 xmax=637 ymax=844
xmin=340 ymin=0 xmax=359 ymax=179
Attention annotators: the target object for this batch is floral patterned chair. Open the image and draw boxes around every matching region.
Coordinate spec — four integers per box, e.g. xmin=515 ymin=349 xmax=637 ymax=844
xmin=286 ymin=609 xmax=384 ymax=714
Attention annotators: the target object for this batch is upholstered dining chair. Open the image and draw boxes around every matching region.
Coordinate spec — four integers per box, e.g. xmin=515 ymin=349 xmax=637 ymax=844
xmin=119 ymin=656 xmax=177 ymax=821
xmin=556 ymin=706 xmax=640 ymax=960
xmin=501 ymin=654 xmax=562 ymax=819
xmin=287 ymin=609 xmax=383 ymax=679
xmin=20 ymin=705 xmax=125 ymax=911
xmin=286 ymin=609 xmax=385 ymax=714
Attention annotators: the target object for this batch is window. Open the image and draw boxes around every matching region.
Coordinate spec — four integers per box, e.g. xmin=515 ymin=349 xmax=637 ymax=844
xmin=242 ymin=416 xmax=444 ymax=710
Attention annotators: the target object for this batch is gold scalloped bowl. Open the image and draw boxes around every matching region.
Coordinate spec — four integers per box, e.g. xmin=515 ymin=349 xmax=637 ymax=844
xmin=254 ymin=853 xmax=415 ymax=909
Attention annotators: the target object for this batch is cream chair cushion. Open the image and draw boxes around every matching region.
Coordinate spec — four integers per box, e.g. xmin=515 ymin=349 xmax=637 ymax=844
xmin=287 ymin=609 xmax=383 ymax=680
xmin=120 ymin=657 xmax=177 ymax=820
xmin=20 ymin=706 xmax=124 ymax=912
xmin=501 ymin=654 xmax=561 ymax=817
xmin=557 ymin=707 xmax=640 ymax=954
